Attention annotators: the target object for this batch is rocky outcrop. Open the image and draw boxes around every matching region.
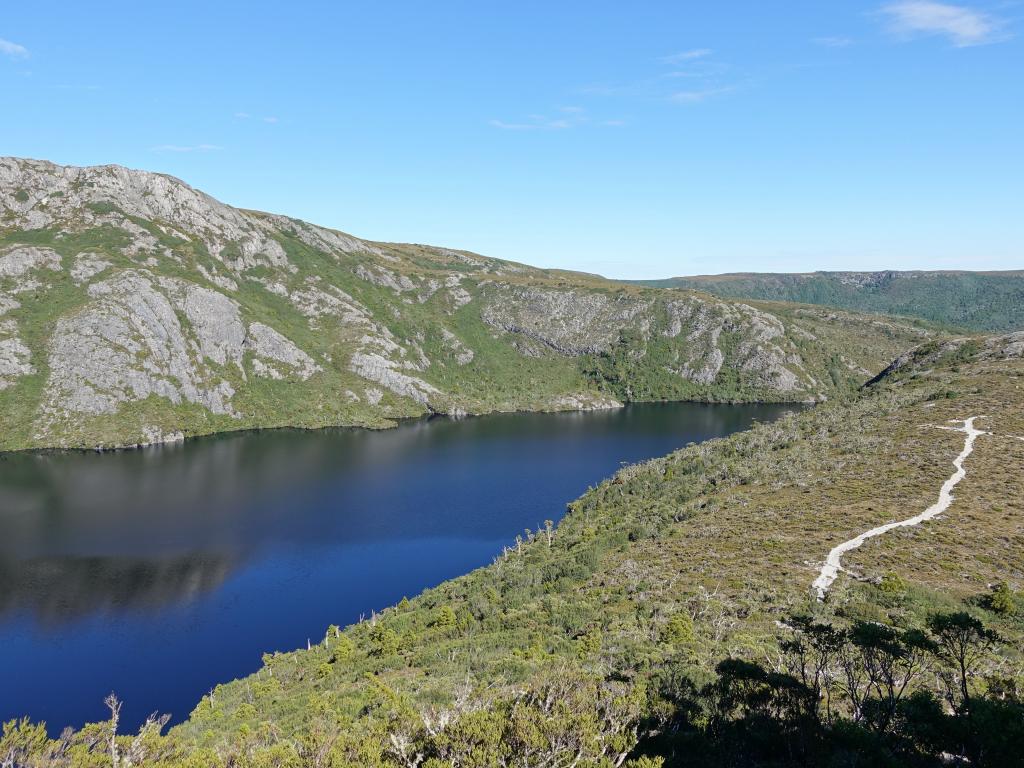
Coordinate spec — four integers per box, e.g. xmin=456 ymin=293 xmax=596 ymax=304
xmin=870 ymin=331 xmax=1024 ymax=385
xmin=35 ymin=269 xmax=320 ymax=440
xmin=70 ymin=252 xmax=111 ymax=284
xmin=245 ymin=322 xmax=320 ymax=381
xmin=0 ymin=157 xmax=933 ymax=450
xmin=0 ymin=245 xmax=62 ymax=279
xmin=0 ymin=320 xmax=33 ymax=389
xmin=0 ymin=158 xmax=375 ymax=275
xmin=481 ymin=286 xmax=653 ymax=355
xmin=483 ymin=285 xmax=809 ymax=392
xmin=39 ymin=271 xmax=240 ymax=427
xmin=349 ymin=352 xmax=440 ymax=406
xmin=440 ymin=328 xmax=474 ymax=365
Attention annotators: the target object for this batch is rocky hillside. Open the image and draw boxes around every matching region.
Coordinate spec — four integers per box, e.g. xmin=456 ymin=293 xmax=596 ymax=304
xmin=632 ymin=270 xmax=1024 ymax=332
xmin=1 ymin=158 xmax=933 ymax=451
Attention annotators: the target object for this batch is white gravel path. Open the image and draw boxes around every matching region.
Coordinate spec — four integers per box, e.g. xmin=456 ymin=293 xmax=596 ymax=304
xmin=812 ymin=416 xmax=985 ymax=600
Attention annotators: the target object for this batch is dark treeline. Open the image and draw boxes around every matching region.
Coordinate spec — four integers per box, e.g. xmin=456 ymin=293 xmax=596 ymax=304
xmin=639 ymin=610 xmax=1024 ymax=768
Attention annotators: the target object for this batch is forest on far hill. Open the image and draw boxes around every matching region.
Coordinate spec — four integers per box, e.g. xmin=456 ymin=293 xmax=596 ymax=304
xmin=630 ymin=271 xmax=1024 ymax=333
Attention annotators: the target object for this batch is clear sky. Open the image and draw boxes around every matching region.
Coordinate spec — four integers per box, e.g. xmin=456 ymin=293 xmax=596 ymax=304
xmin=1 ymin=2 xmax=1021 ymax=278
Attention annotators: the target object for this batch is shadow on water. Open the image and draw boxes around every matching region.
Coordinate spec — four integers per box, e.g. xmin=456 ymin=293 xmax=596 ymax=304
xmin=0 ymin=402 xmax=799 ymax=733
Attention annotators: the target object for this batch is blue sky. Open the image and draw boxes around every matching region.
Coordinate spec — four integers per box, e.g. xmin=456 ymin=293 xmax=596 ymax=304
xmin=1 ymin=1 xmax=1021 ymax=278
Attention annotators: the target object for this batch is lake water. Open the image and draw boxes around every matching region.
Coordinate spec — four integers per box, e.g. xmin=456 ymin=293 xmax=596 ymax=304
xmin=0 ymin=402 xmax=796 ymax=733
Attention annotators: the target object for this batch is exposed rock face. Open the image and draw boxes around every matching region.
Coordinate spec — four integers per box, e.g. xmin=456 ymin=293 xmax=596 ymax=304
xmin=354 ymin=263 xmax=416 ymax=293
xmin=483 ymin=286 xmax=810 ymax=392
xmin=35 ymin=269 xmax=319 ymax=440
xmin=545 ymin=392 xmax=623 ymax=411
xmin=0 ymin=246 xmax=62 ymax=279
xmin=440 ymin=328 xmax=474 ymax=365
xmin=40 ymin=271 xmax=240 ymax=426
xmin=245 ymin=322 xmax=320 ymax=381
xmin=0 ymin=156 xmax=933 ymax=450
xmin=0 ymin=320 xmax=33 ymax=389
xmin=481 ymin=286 xmax=653 ymax=355
xmin=0 ymin=159 xmax=289 ymax=272
xmin=349 ymin=352 xmax=440 ymax=406
xmin=871 ymin=331 xmax=1024 ymax=385
xmin=70 ymin=252 xmax=111 ymax=284
xmin=163 ymin=280 xmax=247 ymax=367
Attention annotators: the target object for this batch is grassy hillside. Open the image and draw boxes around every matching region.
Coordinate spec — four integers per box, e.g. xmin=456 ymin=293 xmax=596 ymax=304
xmin=630 ymin=271 xmax=1024 ymax=332
xmin=1 ymin=158 xmax=936 ymax=452
xmin=7 ymin=333 xmax=1020 ymax=766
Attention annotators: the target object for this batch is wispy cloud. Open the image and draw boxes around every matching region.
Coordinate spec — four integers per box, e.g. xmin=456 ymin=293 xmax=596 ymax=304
xmin=880 ymin=2 xmax=1005 ymax=46
xmin=669 ymin=86 xmax=735 ymax=104
xmin=490 ymin=106 xmax=604 ymax=131
xmin=662 ymin=48 xmax=712 ymax=65
xmin=234 ymin=112 xmax=279 ymax=123
xmin=660 ymin=49 xmax=738 ymax=105
xmin=151 ymin=144 xmax=222 ymax=153
xmin=496 ymin=46 xmax=733 ymax=129
xmin=490 ymin=116 xmax=572 ymax=131
xmin=814 ymin=36 xmax=854 ymax=47
xmin=0 ymin=37 xmax=29 ymax=59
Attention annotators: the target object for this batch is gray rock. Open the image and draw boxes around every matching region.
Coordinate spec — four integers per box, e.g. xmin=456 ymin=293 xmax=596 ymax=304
xmin=70 ymin=252 xmax=112 ymax=284
xmin=38 ymin=271 xmax=239 ymax=432
xmin=0 ymin=320 xmax=33 ymax=389
xmin=245 ymin=322 xmax=320 ymax=380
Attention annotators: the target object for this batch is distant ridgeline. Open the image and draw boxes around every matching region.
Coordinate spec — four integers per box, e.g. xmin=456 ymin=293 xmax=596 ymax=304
xmin=629 ymin=270 xmax=1024 ymax=332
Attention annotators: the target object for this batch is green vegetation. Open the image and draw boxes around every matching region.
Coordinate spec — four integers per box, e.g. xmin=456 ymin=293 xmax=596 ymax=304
xmin=5 ymin=333 xmax=1022 ymax=766
xmin=630 ymin=271 xmax=1024 ymax=332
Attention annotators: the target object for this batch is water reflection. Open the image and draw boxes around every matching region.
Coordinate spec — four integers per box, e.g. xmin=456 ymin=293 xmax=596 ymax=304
xmin=0 ymin=403 xmax=797 ymax=732
xmin=0 ymin=554 xmax=232 ymax=625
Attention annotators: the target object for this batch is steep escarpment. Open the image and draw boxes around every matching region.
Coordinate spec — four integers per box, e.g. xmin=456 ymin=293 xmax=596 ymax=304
xmin=0 ymin=158 xmax=934 ymax=451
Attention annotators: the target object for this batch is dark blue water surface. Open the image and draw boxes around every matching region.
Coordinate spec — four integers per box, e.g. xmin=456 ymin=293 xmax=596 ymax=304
xmin=0 ymin=402 xmax=795 ymax=733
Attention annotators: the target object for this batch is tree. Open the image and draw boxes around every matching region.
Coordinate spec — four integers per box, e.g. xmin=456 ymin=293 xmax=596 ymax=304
xmin=432 ymin=606 xmax=457 ymax=630
xmin=369 ymin=624 xmax=401 ymax=658
xmin=843 ymin=622 xmax=934 ymax=733
xmin=662 ymin=611 xmax=696 ymax=656
xmin=327 ymin=633 xmax=355 ymax=663
xmin=781 ymin=617 xmax=845 ymax=724
xmin=927 ymin=612 xmax=998 ymax=712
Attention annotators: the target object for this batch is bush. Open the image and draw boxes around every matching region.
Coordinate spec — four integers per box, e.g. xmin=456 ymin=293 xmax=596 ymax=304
xmin=988 ymin=582 xmax=1017 ymax=615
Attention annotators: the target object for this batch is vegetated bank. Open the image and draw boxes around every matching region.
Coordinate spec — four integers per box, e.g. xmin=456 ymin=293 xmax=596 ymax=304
xmin=5 ymin=334 xmax=1022 ymax=766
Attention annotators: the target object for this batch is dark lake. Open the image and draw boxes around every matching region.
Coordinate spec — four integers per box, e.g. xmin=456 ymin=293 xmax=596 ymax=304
xmin=0 ymin=402 xmax=796 ymax=733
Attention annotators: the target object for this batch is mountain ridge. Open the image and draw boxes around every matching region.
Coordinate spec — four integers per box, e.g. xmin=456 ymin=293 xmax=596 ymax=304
xmin=0 ymin=157 xmax=936 ymax=452
xmin=628 ymin=270 xmax=1024 ymax=332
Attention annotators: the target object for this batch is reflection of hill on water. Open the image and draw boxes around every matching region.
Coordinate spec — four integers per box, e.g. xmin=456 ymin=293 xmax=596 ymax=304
xmin=0 ymin=554 xmax=233 ymax=625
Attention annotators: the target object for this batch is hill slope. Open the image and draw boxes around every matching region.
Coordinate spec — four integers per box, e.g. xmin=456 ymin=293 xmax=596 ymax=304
xmin=0 ymin=158 xmax=934 ymax=451
xmin=631 ymin=270 xmax=1024 ymax=332
xmin=5 ymin=336 xmax=1023 ymax=763
xmin=168 ymin=330 xmax=1023 ymax=733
